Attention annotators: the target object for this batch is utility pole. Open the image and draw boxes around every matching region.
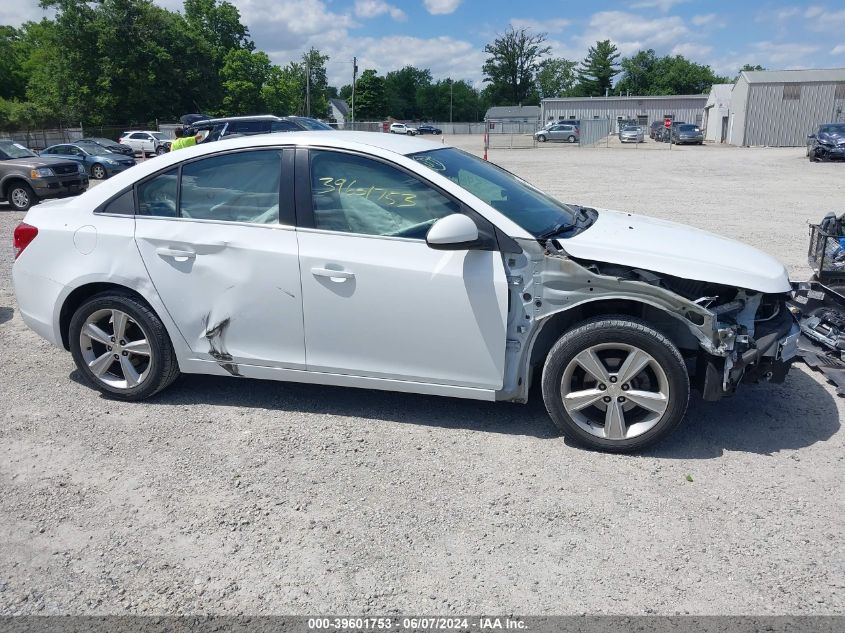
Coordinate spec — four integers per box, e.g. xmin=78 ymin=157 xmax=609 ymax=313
xmin=351 ymin=56 xmax=357 ymax=130
xmin=449 ymin=78 xmax=453 ymax=125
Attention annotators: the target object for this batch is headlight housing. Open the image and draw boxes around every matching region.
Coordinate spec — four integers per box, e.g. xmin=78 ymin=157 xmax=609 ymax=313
xmin=77 ymin=163 xmax=86 ymax=173
xmin=30 ymin=167 xmax=55 ymax=178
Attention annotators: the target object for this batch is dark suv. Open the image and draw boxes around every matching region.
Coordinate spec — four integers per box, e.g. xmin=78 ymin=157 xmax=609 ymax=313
xmin=186 ymin=115 xmax=333 ymax=144
xmin=0 ymin=140 xmax=88 ymax=211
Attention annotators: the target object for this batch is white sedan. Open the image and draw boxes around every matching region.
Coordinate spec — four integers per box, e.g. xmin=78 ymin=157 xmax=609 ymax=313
xmin=12 ymin=132 xmax=798 ymax=452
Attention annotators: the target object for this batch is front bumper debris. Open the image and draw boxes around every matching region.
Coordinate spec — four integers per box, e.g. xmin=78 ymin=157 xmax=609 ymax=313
xmin=788 ymin=281 xmax=845 ymax=394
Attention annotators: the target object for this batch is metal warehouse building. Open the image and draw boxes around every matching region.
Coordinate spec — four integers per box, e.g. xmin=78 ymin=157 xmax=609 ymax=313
xmin=728 ymin=68 xmax=845 ymax=146
xmin=540 ymin=94 xmax=708 ymax=133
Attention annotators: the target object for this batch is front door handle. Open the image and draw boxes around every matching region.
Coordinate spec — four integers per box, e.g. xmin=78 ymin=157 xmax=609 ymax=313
xmin=156 ymin=247 xmax=196 ymax=260
xmin=311 ymin=267 xmax=354 ymax=281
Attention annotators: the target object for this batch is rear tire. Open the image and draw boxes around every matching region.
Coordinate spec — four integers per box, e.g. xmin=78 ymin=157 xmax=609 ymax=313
xmin=7 ymin=182 xmax=36 ymax=211
xmin=568 ymin=135 xmax=576 ymax=143
xmin=69 ymin=292 xmax=180 ymax=401
xmin=541 ymin=316 xmax=689 ymax=453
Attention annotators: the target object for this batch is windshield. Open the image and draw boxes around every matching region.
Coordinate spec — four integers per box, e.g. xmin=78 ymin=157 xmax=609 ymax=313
xmin=623 ymin=126 xmax=639 ymax=131
xmin=151 ymin=132 xmax=166 ymax=140
xmin=77 ymin=142 xmax=110 ymax=154
xmin=679 ymin=124 xmax=699 ymax=131
xmin=410 ymin=148 xmax=578 ymax=238
xmin=0 ymin=141 xmax=37 ymax=159
xmin=821 ymin=124 xmax=845 ymax=135
xmin=291 ymin=117 xmax=333 ymax=130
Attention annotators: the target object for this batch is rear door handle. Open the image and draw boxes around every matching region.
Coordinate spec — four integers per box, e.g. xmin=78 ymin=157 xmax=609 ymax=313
xmin=311 ymin=267 xmax=354 ymax=281
xmin=156 ymin=247 xmax=196 ymax=260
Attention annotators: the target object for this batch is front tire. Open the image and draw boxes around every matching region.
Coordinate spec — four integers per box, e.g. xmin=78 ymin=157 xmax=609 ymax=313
xmin=7 ymin=182 xmax=36 ymax=211
xmin=91 ymin=163 xmax=107 ymax=180
xmin=156 ymin=145 xmax=168 ymax=156
xmin=69 ymin=293 xmax=180 ymax=401
xmin=541 ymin=316 xmax=689 ymax=452
xmin=537 ymin=134 xmax=547 ymax=143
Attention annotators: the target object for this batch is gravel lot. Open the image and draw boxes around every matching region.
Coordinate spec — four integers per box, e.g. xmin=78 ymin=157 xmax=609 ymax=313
xmin=1 ymin=136 xmax=843 ymax=616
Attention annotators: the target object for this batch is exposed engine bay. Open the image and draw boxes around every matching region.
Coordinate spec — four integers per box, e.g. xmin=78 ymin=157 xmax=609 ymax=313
xmin=497 ymin=237 xmax=800 ymax=403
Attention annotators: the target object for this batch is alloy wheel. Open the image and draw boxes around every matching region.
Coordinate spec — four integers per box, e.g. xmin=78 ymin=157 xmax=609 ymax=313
xmin=559 ymin=343 xmax=669 ymax=441
xmin=79 ymin=308 xmax=152 ymax=389
xmin=92 ymin=164 xmax=106 ymax=179
xmin=10 ymin=187 xmax=29 ymax=209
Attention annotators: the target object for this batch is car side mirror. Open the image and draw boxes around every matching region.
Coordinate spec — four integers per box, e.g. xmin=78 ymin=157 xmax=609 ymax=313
xmin=426 ymin=214 xmax=481 ymax=250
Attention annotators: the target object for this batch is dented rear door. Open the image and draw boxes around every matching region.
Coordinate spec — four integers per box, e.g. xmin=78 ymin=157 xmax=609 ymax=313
xmin=132 ymin=148 xmax=305 ymax=371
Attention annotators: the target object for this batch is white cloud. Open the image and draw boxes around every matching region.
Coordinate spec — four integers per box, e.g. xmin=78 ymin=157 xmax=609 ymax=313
xmin=422 ymin=0 xmax=462 ymax=15
xmin=691 ymin=13 xmax=720 ymax=27
xmin=671 ymin=42 xmax=713 ymax=57
xmin=629 ymin=0 xmax=689 ymax=12
xmin=0 ymin=2 xmax=50 ymax=26
xmin=580 ymin=11 xmax=691 ymax=55
xmin=750 ymin=41 xmax=820 ymax=65
xmin=509 ymin=18 xmax=570 ymax=33
xmin=831 ymin=44 xmax=845 ymax=55
xmin=354 ymin=0 xmax=405 ymax=21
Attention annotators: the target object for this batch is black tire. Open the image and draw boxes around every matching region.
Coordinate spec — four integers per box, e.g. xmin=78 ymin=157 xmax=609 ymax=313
xmin=568 ymin=135 xmax=576 ymax=143
xmin=7 ymin=182 xmax=37 ymax=211
xmin=537 ymin=134 xmax=547 ymax=143
xmin=541 ymin=316 xmax=690 ymax=453
xmin=91 ymin=163 xmax=107 ymax=180
xmin=69 ymin=292 xmax=180 ymax=401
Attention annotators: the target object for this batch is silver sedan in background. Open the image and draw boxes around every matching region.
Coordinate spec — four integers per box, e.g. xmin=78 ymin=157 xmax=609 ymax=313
xmin=620 ymin=125 xmax=645 ymax=143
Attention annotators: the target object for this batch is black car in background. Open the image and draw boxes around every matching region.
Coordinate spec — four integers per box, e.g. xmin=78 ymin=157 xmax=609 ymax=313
xmin=649 ymin=121 xmax=664 ymax=139
xmin=186 ymin=115 xmax=333 ymax=144
xmin=671 ymin=123 xmax=704 ymax=145
xmin=416 ymin=124 xmax=442 ymax=135
xmin=808 ymin=123 xmax=845 ymax=162
xmin=78 ymin=137 xmax=134 ymax=157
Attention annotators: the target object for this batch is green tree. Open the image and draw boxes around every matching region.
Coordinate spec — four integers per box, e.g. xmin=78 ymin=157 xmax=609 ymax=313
xmin=262 ymin=63 xmax=302 ymax=116
xmin=302 ymin=47 xmax=329 ymax=118
xmin=384 ymin=65 xmax=432 ymax=119
xmin=615 ymin=49 xmax=729 ymax=95
xmin=482 ymin=27 xmax=550 ymax=105
xmin=536 ymin=57 xmax=577 ymax=98
xmin=352 ymin=69 xmax=386 ymax=119
xmin=575 ymin=39 xmax=620 ymax=96
xmin=0 ymin=26 xmax=28 ymax=101
xmin=221 ymin=48 xmax=271 ymax=114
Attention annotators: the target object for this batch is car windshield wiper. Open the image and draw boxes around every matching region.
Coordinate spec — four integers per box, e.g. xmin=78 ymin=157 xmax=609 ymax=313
xmin=537 ymin=221 xmax=576 ymax=240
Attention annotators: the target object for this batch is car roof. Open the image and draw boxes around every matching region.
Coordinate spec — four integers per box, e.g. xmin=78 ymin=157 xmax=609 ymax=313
xmin=199 ymin=115 xmax=282 ymax=124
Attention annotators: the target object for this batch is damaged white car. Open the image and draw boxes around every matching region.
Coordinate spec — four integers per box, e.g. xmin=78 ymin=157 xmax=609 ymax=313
xmin=12 ymin=132 xmax=799 ymax=452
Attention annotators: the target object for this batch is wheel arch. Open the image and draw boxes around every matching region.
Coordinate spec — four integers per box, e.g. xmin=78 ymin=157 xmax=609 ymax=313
xmin=1 ymin=175 xmax=30 ymax=199
xmin=527 ymin=297 xmax=701 ymax=382
xmin=59 ymin=282 xmax=163 ymax=351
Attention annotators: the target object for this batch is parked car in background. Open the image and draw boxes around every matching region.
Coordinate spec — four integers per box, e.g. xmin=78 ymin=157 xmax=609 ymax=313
xmin=535 ymin=123 xmax=579 ymax=143
xmin=78 ymin=137 xmax=134 ymax=157
xmin=544 ymin=119 xmax=580 ymax=130
xmin=40 ymin=142 xmax=136 ymax=180
xmin=649 ymin=121 xmax=663 ymax=139
xmin=11 ymin=131 xmax=799 ymax=453
xmin=190 ymin=115 xmax=333 ymax=144
xmin=620 ymin=125 xmax=645 ymax=143
xmin=416 ymin=124 xmax=442 ymax=135
xmin=389 ymin=122 xmax=416 ymax=135
xmin=807 ymin=123 xmax=845 ymax=162
xmin=671 ymin=124 xmax=704 ymax=145
xmin=119 ymin=131 xmax=172 ymax=157
xmin=0 ymin=140 xmax=87 ymax=211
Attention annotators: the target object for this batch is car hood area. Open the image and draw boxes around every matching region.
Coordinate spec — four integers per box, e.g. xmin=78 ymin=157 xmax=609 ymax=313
xmin=562 ymin=208 xmax=791 ymax=294
xmin=3 ymin=156 xmax=79 ymax=169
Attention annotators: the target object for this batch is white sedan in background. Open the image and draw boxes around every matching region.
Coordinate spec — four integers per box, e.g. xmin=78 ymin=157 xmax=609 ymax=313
xmin=12 ymin=132 xmax=797 ymax=452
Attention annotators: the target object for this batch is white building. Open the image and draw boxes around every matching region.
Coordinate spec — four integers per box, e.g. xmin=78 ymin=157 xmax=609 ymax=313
xmin=703 ymin=84 xmax=732 ymax=143
xmin=329 ymin=98 xmax=350 ymax=128
xmin=728 ymin=68 xmax=845 ymax=146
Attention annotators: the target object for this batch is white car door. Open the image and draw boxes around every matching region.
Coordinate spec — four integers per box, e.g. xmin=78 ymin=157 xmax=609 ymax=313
xmin=133 ymin=148 xmax=306 ymax=370
xmin=295 ymin=148 xmax=508 ymax=389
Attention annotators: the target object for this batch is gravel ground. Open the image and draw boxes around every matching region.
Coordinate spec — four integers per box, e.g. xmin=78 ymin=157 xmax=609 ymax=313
xmin=1 ymin=136 xmax=843 ymax=616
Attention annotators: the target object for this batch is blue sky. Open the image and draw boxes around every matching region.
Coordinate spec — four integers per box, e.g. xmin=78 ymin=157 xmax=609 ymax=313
xmin=4 ymin=1 xmax=845 ymax=86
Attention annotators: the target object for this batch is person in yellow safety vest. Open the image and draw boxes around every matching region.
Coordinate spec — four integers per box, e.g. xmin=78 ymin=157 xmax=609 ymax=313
xmin=170 ymin=127 xmax=203 ymax=151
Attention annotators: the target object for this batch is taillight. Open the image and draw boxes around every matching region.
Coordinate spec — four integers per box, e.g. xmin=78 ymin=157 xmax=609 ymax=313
xmin=13 ymin=222 xmax=38 ymax=259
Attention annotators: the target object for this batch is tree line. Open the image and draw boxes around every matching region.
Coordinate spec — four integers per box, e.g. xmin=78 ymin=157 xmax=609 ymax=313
xmin=0 ymin=2 xmax=759 ymax=130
